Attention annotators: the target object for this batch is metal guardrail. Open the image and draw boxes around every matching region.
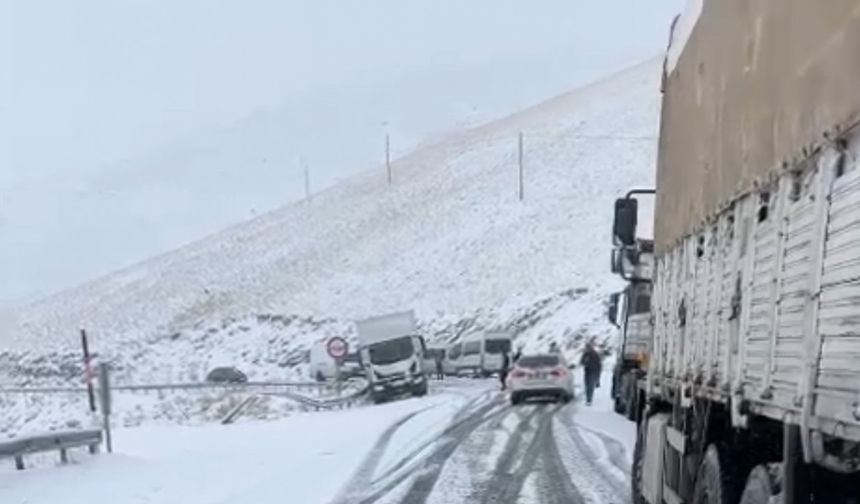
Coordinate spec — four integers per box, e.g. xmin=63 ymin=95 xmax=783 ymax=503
xmin=1 ymin=378 xmax=370 ymax=448
xmin=0 ymin=429 xmax=103 ymax=470
xmin=0 ymin=380 xmax=336 ymax=395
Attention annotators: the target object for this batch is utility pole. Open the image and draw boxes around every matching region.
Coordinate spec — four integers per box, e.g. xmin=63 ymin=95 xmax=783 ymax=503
xmin=386 ymin=133 xmax=392 ymax=186
xmin=518 ymin=132 xmax=524 ymax=202
xmin=303 ymin=159 xmax=311 ymax=202
xmin=297 ymin=156 xmax=311 ymax=203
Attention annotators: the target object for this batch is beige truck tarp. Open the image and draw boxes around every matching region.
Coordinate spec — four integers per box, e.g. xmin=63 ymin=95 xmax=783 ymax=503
xmin=655 ymin=0 xmax=860 ymax=253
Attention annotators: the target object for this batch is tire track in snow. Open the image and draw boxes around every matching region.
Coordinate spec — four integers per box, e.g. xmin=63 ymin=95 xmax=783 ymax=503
xmin=574 ymin=423 xmax=630 ymax=476
xmin=331 ymin=407 xmax=431 ymax=504
xmin=537 ymin=419 xmax=586 ymax=504
xmin=393 ymin=405 xmax=531 ymax=504
xmin=348 ymin=396 xmax=507 ymax=504
xmin=368 ymin=395 xmax=505 ymax=486
xmin=477 ymin=404 xmax=558 ymax=504
xmin=555 ymin=407 xmax=629 ymax=503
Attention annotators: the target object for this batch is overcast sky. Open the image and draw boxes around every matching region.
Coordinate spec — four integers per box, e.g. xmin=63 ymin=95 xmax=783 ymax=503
xmin=1 ymin=0 xmax=683 ymax=307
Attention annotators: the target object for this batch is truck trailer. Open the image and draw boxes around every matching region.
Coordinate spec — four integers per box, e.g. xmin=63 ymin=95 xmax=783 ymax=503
xmin=615 ymin=1 xmax=860 ymax=503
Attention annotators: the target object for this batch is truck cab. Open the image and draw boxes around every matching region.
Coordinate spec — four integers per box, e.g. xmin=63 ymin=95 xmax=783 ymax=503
xmin=356 ymin=311 xmax=428 ymax=403
xmin=608 ymin=192 xmax=654 ymax=421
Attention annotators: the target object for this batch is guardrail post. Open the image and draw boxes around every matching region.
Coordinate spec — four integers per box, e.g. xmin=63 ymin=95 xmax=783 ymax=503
xmin=98 ymin=363 xmax=113 ymax=453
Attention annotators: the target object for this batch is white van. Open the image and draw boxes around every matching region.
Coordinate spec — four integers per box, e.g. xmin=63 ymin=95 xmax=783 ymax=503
xmin=481 ymin=332 xmax=514 ymax=375
xmin=445 ymin=342 xmax=463 ymax=375
xmin=452 ymin=332 xmax=514 ymax=377
xmin=309 ymin=340 xmax=337 ymax=382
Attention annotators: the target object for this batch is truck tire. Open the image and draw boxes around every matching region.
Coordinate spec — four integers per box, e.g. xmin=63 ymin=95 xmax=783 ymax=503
xmin=692 ymin=444 xmax=734 ymax=504
xmin=631 ymin=418 xmax=648 ymax=504
xmin=625 ymin=380 xmax=638 ymax=421
xmin=614 ymin=395 xmax=625 ymax=414
xmin=739 ymin=464 xmax=782 ymax=504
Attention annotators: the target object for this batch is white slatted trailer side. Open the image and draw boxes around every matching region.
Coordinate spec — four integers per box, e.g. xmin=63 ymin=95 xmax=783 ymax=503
xmin=648 ymin=130 xmax=860 ymax=448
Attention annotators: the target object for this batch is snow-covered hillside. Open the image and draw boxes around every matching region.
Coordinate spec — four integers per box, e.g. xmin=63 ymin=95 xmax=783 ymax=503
xmin=2 ymin=0 xmax=682 ymax=306
xmin=3 ymin=58 xmax=660 ymax=356
xmin=1 ymin=59 xmax=662 ymax=432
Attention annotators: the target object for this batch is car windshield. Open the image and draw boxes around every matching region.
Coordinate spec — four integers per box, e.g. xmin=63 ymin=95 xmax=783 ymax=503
xmin=368 ymin=336 xmax=415 ymax=365
xmin=485 ymin=339 xmax=511 ymax=354
xmin=517 ymin=355 xmax=560 ymax=368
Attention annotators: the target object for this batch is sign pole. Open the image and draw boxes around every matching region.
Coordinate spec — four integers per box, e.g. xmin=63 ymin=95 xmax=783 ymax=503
xmin=326 ymin=337 xmax=349 ymax=398
xmin=335 ymin=359 xmax=342 ymax=398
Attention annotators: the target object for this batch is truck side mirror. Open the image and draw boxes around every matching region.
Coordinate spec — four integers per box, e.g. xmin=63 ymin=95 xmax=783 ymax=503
xmin=613 ymin=198 xmax=638 ymax=246
xmin=608 ymin=293 xmax=620 ymax=327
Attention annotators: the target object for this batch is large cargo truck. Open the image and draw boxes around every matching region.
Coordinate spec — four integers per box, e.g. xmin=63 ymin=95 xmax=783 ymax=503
xmin=616 ymin=2 xmax=860 ymax=503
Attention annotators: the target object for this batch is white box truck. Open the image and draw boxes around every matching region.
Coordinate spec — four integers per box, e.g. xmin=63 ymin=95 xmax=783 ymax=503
xmin=356 ymin=311 xmax=428 ymax=403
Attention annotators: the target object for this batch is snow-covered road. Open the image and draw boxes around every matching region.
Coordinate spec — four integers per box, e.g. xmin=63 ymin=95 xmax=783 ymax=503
xmin=0 ymin=378 xmax=634 ymax=504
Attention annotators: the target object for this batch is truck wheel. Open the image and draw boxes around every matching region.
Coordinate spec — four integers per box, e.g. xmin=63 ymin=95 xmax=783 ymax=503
xmin=625 ymin=383 xmax=638 ymax=421
xmin=614 ymin=395 xmax=625 ymax=414
xmin=693 ymin=444 xmax=733 ymax=504
xmin=739 ymin=464 xmax=782 ymax=504
xmin=632 ymin=418 xmax=647 ymax=504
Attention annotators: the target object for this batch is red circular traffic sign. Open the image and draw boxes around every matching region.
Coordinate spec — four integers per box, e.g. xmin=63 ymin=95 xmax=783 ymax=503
xmin=326 ymin=337 xmax=349 ymax=360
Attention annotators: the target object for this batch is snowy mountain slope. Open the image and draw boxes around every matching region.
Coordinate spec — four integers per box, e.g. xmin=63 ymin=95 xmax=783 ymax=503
xmin=3 ymin=59 xmax=661 ymax=357
xmin=0 ymin=60 xmax=662 ymax=435
xmin=2 ymin=0 xmax=683 ymax=306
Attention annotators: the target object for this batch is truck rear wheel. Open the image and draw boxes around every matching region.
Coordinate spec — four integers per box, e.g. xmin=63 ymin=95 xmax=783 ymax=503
xmin=631 ymin=418 xmax=647 ymax=504
xmin=614 ymin=395 xmax=625 ymax=414
xmin=624 ymin=381 xmax=638 ymax=421
xmin=693 ymin=444 xmax=734 ymax=504
xmin=739 ymin=464 xmax=782 ymax=504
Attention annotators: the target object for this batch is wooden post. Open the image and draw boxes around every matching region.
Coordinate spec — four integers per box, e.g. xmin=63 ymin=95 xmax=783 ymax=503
xmin=386 ymin=133 xmax=392 ymax=186
xmin=518 ymin=132 xmax=524 ymax=202
xmin=60 ymin=448 xmax=68 ymax=464
xmin=14 ymin=455 xmax=24 ymax=470
xmin=81 ymin=329 xmax=96 ymax=413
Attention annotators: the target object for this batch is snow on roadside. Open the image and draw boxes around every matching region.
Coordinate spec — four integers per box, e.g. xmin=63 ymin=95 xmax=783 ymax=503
xmin=569 ymin=370 xmax=637 ymax=466
xmin=0 ymin=387 xmax=480 ymax=504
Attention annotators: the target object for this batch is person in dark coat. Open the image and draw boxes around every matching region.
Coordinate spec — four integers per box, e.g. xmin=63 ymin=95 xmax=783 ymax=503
xmin=435 ymin=353 xmax=445 ymax=381
xmin=500 ymin=351 xmax=511 ymax=391
xmin=580 ymin=339 xmax=603 ymax=405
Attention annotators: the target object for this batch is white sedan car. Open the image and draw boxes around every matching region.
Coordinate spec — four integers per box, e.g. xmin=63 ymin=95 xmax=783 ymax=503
xmin=507 ymin=354 xmax=575 ymax=405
